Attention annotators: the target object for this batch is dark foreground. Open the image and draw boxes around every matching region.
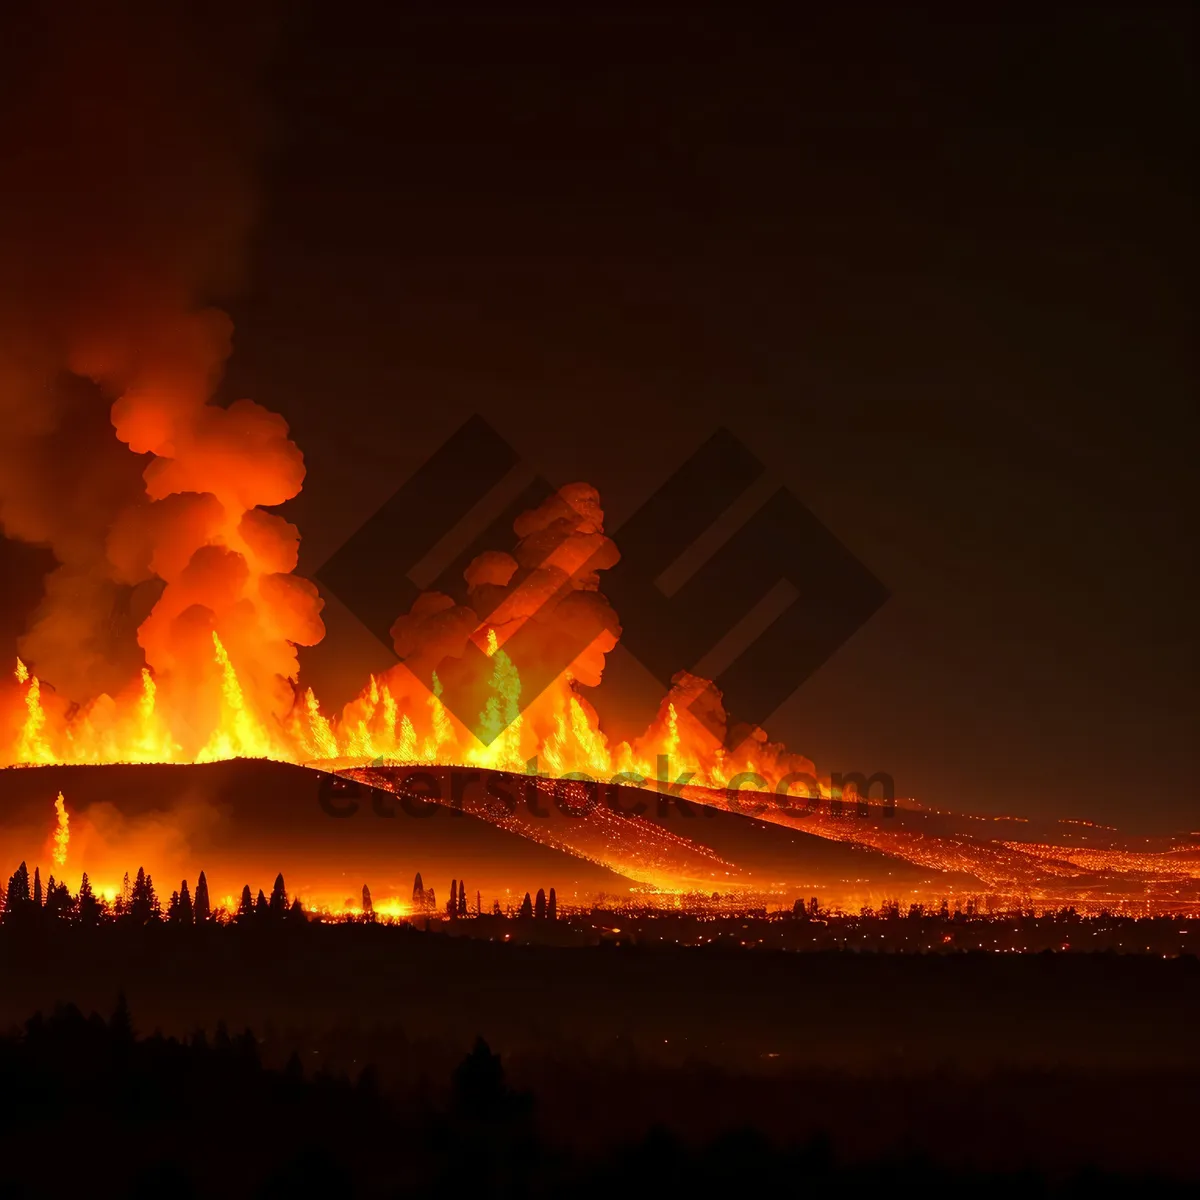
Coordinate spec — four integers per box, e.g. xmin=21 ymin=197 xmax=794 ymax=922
xmin=2 ymin=924 xmax=1198 ymax=1196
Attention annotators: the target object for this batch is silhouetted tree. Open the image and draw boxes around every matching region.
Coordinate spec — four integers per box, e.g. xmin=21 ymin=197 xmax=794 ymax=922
xmin=113 ymin=870 xmax=131 ymax=918
xmin=5 ymin=862 xmax=30 ymax=919
xmin=412 ymin=872 xmax=425 ymax=909
xmin=166 ymin=890 xmax=181 ymax=921
xmin=255 ymin=889 xmax=269 ymax=918
xmin=426 ymin=888 xmax=435 ymax=912
xmin=2 ymin=867 xmax=25 ymax=923
xmin=236 ymin=885 xmax=254 ymax=923
xmin=269 ymin=873 xmax=288 ymax=918
xmin=519 ymin=892 xmax=533 ymax=919
xmin=289 ymin=896 xmax=306 ymax=922
xmin=129 ymin=867 xmax=160 ymax=924
xmin=548 ymin=887 xmax=557 ymax=921
xmin=535 ymin=888 xmax=547 ymax=920
xmin=807 ymin=896 xmax=820 ymax=918
xmin=362 ymin=884 xmax=373 ymax=916
xmin=492 ymin=899 xmax=502 ymax=916
xmin=448 ymin=879 xmax=458 ymax=917
xmin=44 ymin=875 xmax=72 ymax=920
xmin=458 ymin=879 xmax=468 ymax=916
xmin=178 ymin=880 xmax=193 ymax=925
xmin=110 ymin=991 xmax=133 ymax=1044
xmin=194 ymin=871 xmax=211 ymax=923
xmin=450 ymin=1037 xmax=530 ymax=1125
xmin=33 ymin=866 xmax=42 ymax=908
xmin=77 ymin=872 xmax=102 ymax=926
xmin=475 ymin=889 xmax=481 ymax=917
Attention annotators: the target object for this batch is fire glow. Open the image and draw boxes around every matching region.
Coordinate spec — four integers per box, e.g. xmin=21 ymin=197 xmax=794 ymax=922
xmin=3 ymin=475 xmax=823 ymax=799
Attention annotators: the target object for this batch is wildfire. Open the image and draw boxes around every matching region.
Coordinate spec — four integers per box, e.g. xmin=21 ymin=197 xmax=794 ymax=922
xmin=52 ymin=791 xmax=69 ymax=868
xmin=1 ymin=419 xmax=825 ymax=797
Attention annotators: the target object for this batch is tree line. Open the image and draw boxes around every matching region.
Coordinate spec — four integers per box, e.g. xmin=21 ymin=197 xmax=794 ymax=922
xmin=1 ymin=861 xmax=305 ymax=927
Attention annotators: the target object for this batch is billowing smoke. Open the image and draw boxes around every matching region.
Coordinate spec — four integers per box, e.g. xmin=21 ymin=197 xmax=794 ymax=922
xmin=380 ymin=482 xmax=622 ymax=753
xmin=0 ymin=0 xmax=323 ymax=750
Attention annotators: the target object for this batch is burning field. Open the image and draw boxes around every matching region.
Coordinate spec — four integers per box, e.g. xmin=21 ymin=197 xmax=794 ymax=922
xmin=1 ymin=0 xmax=1196 ymax=920
xmin=2 ymin=328 xmax=1197 ymax=913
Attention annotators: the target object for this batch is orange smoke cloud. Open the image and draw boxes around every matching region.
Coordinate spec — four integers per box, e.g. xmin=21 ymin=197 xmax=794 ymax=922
xmin=0 ymin=1 xmax=323 ymax=755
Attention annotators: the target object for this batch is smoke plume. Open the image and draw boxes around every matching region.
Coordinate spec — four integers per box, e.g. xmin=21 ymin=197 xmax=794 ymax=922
xmin=0 ymin=0 xmax=322 ymax=751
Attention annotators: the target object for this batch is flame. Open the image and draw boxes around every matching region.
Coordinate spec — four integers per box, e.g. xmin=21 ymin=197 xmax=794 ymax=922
xmin=1 ymin=484 xmax=827 ymax=802
xmin=52 ymin=791 xmax=69 ymax=867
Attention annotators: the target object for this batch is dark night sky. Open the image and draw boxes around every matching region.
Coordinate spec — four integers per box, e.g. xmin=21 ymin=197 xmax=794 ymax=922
xmin=5 ymin=5 xmax=1197 ymax=830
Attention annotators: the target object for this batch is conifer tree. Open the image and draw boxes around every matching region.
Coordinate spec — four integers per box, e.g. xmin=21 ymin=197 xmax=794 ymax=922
xmin=269 ymin=873 xmax=288 ymax=918
xmin=236 ymin=885 xmax=254 ymax=922
xmin=110 ymin=992 xmax=133 ymax=1044
xmin=179 ymin=879 xmax=194 ymax=925
xmin=7 ymin=862 xmax=29 ymax=906
xmin=130 ymin=867 xmax=160 ymax=924
xmin=448 ymin=879 xmax=458 ymax=917
xmin=519 ymin=892 xmax=533 ymax=919
xmin=459 ymin=880 xmax=468 ymax=916
xmin=194 ymin=871 xmax=211 ymax=923
xmin=33 ymin=866 xmax=42 ymax=908
xmin=77 ymin=873 xmax=101 ymax=926
xmin=548 ymin=887 xmax=557 ymax=921
xmin=255 ymin=888 xmax=269 ymax=917
xmin=534 ymin=888 xmax=547 ymax=919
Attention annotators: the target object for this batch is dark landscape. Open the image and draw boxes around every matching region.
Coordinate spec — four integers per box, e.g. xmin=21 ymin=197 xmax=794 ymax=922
xmin=1 ymin=1 xmax=1194 ymax=1195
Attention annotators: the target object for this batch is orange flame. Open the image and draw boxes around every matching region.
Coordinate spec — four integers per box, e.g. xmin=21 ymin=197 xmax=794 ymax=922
xmin=1 ymin=485 xmax=826 ymax=802
xmin=52 ymin=791 xmax=69 ymax=868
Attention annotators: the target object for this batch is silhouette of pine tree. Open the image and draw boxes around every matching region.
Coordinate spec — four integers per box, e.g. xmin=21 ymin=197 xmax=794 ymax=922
xmin=166 ymin=890 xmax=181 ymax=922
xmin=44 ymin=876 xmax=72 ymax=920
xmin=412 ymin=872 xmax=425 ymax=909
xmin=289 ymin=896 xmax=306 ymax=922
xmin=110 ymin=991 xmax=134 ymax=1044
xmin=236 ymin=885 xmax=254 ymax=923
xmin=129 ymin=867 xmax=160 ymax=924
xmin=269 ymin=873 xmax=288 ymax=918
xmin=448 ymin=879 xmax=458 ymax=917
xmin=5 ymin=862 xmax=30 ymax=917
xmin=255 ymin=889 xmax=269 ymax=917
xmin=77 ymin=872 xmax=101 ymax=926
xmin=492 ymin=899 xmax=502 ymax=916
xmin=535 ymin=888 xmax=547 ymax=919
xmin=33 ymin=866 xmax=42 ymax=908
xmin=519 ymin=892 xmax=533 ymax=919
xmin=178 ymin=879 xmax=194 ymax=925
xmin=426 ymin=888 xmax=435 ymax=912
xmin=194 ymin=871 xmax=211 ymax=923
xmin=548 ymin=887 xmax=557 ymax=921
xmin=6 ymin=864 xmax=29 ymax=907
xmin=362 ymin=884 xmax=373 ymax=916
xmin=459 ymin=879 xmax=468 ymax=916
